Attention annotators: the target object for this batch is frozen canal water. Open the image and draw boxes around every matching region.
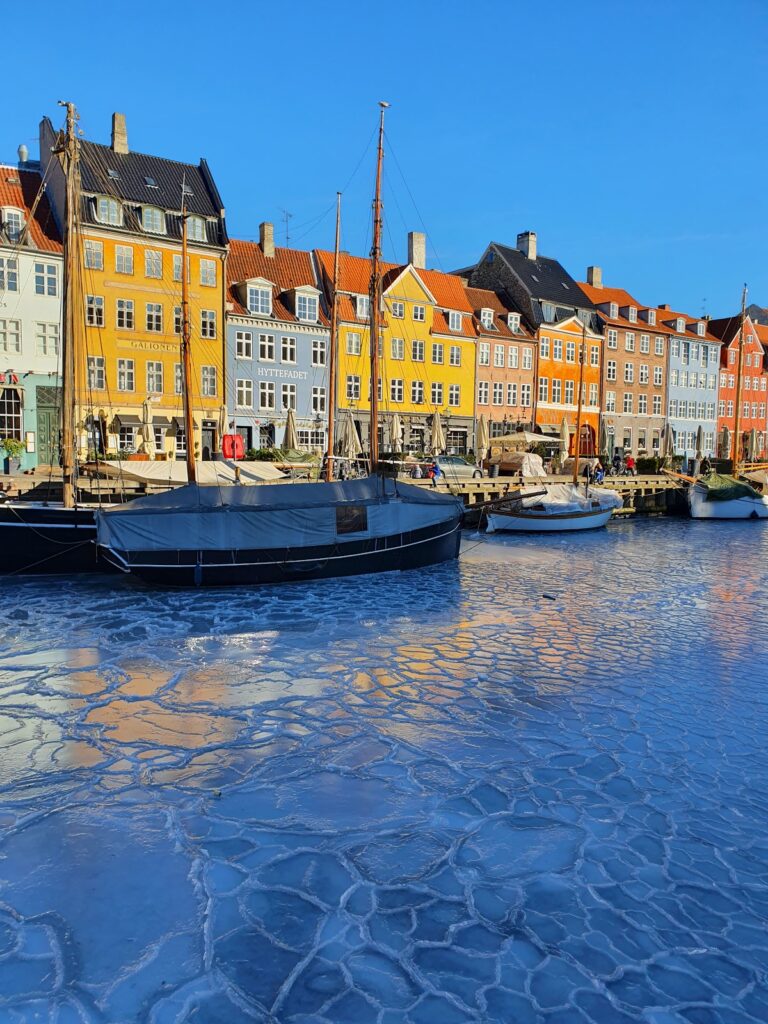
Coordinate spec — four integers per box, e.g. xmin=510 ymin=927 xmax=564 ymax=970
xmin=1 ymin=519 xmax=768 ymax=1023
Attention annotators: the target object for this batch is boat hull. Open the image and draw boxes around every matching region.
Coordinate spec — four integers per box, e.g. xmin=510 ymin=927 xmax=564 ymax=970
xmin=100 ymin=515 xmax=462 ymax=587
xmin=486 ymin=506 xmax=614 ymax=533
xmin=688 ymin=485 xmax=768 ymax=520
xmin=0 ymin=504 xmax=102 ymax=574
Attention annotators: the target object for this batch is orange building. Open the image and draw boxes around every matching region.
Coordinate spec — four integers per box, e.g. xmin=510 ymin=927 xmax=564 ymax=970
xmin=535 ymin=316 xmax=602 ymax=454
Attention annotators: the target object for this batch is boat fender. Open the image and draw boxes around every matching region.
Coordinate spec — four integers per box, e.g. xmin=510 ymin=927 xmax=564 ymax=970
xmin=543 ymin=593 xmax=556 ymax=601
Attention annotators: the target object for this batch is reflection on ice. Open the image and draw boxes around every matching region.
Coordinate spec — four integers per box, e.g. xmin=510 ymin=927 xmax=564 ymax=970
xmin=1 ymin=519 xmax=768 ymax=1021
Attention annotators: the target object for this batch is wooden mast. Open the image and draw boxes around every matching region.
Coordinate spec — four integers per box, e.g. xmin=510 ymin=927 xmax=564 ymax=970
xmin=180 ymin=188 xmax=196 ymax=483
xmin=571 ymin=322 xmax=587 ymax=485
xmin=58 ymin=101 xmax=80 ymax=509
xmin=731 ymin=283 xmax=748 ymax=471
xmin=325 ymin=192 xmax=341 ymax=482
xmin=369 ymin=101 xmax=388 ymax=471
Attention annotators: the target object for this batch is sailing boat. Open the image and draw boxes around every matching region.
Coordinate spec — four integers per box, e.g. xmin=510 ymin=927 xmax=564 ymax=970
xmin=0 ymin=102 xmax=103 ymax=575
xmin=486 ymin=327 xmax=622 ymax=532
xmin=96 ymin=103 xmax=464 ymax=586
xmin=688 ymin=286 xmax=768 ymax=520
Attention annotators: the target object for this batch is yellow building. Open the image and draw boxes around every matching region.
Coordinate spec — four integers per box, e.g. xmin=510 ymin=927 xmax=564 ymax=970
xmin=41 ymin=113 xmax=228 ymax=461
xmin=315 ymin=232 xmax=476 ymax=454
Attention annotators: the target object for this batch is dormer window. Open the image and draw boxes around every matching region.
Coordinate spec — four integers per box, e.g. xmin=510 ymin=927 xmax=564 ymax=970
xmin=609 ymin=302 xmax=619 ymax=319
xmin=647 ymin=309 xmax=656 ymax=326
xmin=96 ymin=197 xmax=122 ymax=226
xmin=142 ymin=206 xmax=166 ymax=234
xmin=247 ymin=284 xmax=272 ymax=316
xmin=676 ymin=318 xmax=685 ymax=334
xmin=2 ymin=208 xmax=24 ymax=242
xmin=296 ymin=292 xmax=318 ymax=322
xmin=187 ymin=215 xmax=206 ymax=242
xmin=507 ymin=312 xmax=520 ymax=332
xmin=448 ymin=311 xmax=462 ymax=332
xmin=356 ymin=295 xmax=370 ymax=320
xmin=541 ymin=302 xmax=555 ymax=323
xmin=480 ymin=308 xmax=494 ymax=329
xmin=697 ymin=321 xmax=705 ymax=337
xmin=628 ymin=306 xmax=637 ymax=323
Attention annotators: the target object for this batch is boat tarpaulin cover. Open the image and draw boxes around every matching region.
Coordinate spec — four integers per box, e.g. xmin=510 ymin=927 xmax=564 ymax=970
xmin=520 ymin=483 xmax=624 ymax=512
xmin=701 ymin=473 xmax=761 ymax=502
xmin=96 ymin=477 xmax=463 ymax=553
xmin=84 ymin=459 xmax=285 ymax=485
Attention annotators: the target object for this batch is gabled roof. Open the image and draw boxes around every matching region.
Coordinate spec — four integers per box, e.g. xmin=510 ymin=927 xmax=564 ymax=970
xmin=653 ymin=307 xmax=720 ymax=342
xmin=707 ymin=315 xmax=758 ymax=348
xmin=464 ymin=286 xmax=533 ymax=339
xmin=0 ymin=166 xmax=61 ymax=253
xmin=752 ymin=322 xmax=768 ymax=349
xmin=491 ymin=242 xmax=595 ymax=311
xmin=227 ymin=239 xmax=329 ymax=325
xmin=578 ymin=281 xmax=675 ymax=334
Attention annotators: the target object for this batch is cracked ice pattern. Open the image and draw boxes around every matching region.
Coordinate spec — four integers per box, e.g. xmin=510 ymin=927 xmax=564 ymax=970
xmin=0 ymin=519 xmax=768 ymax=1023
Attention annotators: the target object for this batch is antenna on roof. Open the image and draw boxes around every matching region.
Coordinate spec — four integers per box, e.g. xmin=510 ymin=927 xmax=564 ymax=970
xmin=280 ymin=208 xmax=293 ymax=246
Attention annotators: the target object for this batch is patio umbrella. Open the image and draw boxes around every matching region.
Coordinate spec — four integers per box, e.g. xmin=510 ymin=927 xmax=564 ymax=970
xmin=695 ymin=425 xmax=704 ymax=461
xmin=217 ymin=403 xmax=229 ymax=442
xmin=748 ymin=428 xmax=758 ymax=462
xmin=430 ymin=411 xmax=446 ymax=453
xmin=662 ymin=425 xmax=676 ymax=460
xmin=139 ymin=399 xmax=155 ymax=456
xmin=282 ymin=407 xmax=299 ymax=450
xmin=339 ymin=411 xmax=361 ymax=459
xmin=390 ymin=413 xmax=403 ymax=453
xmin=559 ymin=416 xmax=571 ymax=455
xmin=599 ymin=418 xmax=610 ymax=459
xmin=720 ymin=425 xmax=731 ymax=460
xmin=476 ymin=413 xmax=489 ymax=462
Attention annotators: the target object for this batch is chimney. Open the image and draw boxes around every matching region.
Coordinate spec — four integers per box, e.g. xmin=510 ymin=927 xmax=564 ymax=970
xmin=586 ymin=265 xmax=602 ymax=288
xmin=408 ymin=231 xmax=426 ymax=269
xmin=658 ymin=303 xmax=669 ymax=310
xmin=259 ymin=221 xmax=275 ymax=258
xmin=111 ymin=113 xmax=128 ymax=154
xmin=516 ymin=231 xmax=537 ymax=260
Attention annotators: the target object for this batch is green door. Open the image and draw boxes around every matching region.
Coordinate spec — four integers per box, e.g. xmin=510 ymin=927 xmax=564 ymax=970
xmin=36 ymin=386 xmax=61 ymax=467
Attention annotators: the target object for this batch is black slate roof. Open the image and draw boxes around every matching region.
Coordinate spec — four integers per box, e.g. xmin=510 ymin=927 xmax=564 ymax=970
xmin=493 ymin=243 xmax=595 ymax=312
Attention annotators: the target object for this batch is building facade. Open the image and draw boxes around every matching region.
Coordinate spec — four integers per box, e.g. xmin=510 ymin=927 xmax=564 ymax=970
xmin=226 ymin=227 xmax=330 ymax=452
xmin=464 ymin=286 xmax=536 ymax=437
xmin=709 ymin=314 xmax=767 ymax=460
xmin=0 ymin=164 xmax=63 ymax=469
xmin=40 ymin=112 xmax=228 ymax=461
xmin=658 ymin=306 xmax=721 ymax=463
xmin=580 ymin=270 xmax=670 ymax=457
xmin=314 ymin=233 xmax=476 ymax=455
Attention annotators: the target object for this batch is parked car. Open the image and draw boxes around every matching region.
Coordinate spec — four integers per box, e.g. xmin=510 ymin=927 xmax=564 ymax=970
xmin=434 ymin=455 xmax=484 ymax=480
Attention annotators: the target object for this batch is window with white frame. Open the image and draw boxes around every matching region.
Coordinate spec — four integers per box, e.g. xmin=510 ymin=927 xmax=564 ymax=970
xmin=448 ymin=383 xmax=460 ymax=406
xmin=355 ymin=295 xmax=370 ymax=319
xmin=202 ymin=366 xmax=217 ymax=396
xmin=146 ymin=303 xmax=162 ymax=332
xmin=0 ymin=257 xmax=18 ymax=292
xmin=346 ymin=332 xmax=362 ymax=356
xmin=494 ymin=344 xmax=505 ymax=367
xmin=448 ymin=311 xmax=462 ymax=332
xmin=390 ymin=379 xmax=404 ymax=403
xmin=297 ymin=293 xmax=318 ymax=322
xmin=676 ymin=318 xmax=685 ymax=333
xmin=590 ymin=345 xmax=599 ymax=366
xmin=175 ymin=363 xmax=183 ymax=394
xmin=346 ymin=375 xmax=360 ymax=401
xmin=552 ymin=379 xmax=562 ymax=403
xmin=248 ymin=286 xmax=272 ymax=315
xmin=281 ymin=383 xmax=297 ymax=410
xmin=412 ymin=339 xmax=425 ymax=361
xmin=507 ymin=382 xmax=517 ymax=405
xmin=391 ymin=301 xmax=405 ymax=319
xmin=432 ymin=343 xmax=444 ymax=364
xmin=607 ymin=329 xmax=618 ymax=349
xmin=638 ymin=394 xmax=648 ymax=414
xmin=671 ymin=339 xmax=680 ymax=357
xmin=538 ymin=377 xmax=549 ymax=403
xmin=236 ymin=331 xmax=253 ymax=358
xmin=607 ymin=359 xmax=616 ymax=382
xmin=507 ymin=312 xmax=521 ymax=332
xmin=564 ymin=381 xmax=574 ymax=404
xmin=478 ymin=342 xmax=490 ymax=366
xmin=200 ymin=310 xmax=216 ymax=339
xmin=87 ymin=356 xmax=105 ymax=389
xmin=624 ymin=362 xmax=634 ymax=383
xmin=97 ymin=197 xmax=122 ymax=226
xmin=623 ymin=392 xmax=633 ymax=413
xmin=449 ymin=345 xmax=461 ymax=367
xmin=145 ymin=249 xmax=162 ymax=278
xmin=542 ymin=302 xmax=555 ymax=322
xmin=508 ymin=346 xmax=518 ymax=368
xmin=312 ymin=338 xmax=327 ymax=366
xmin=196 ymin=259 xmax=215 ymax=288
xmin=628 ymin=306 xmax=637 ymax=323
xmin=146 ymin=361 xmax=163 ymax=393
xmin=281 ymin=336 xmax=296 ymax=363
xmin=493 ymin=382 xmax=503 ymax=405
xmin=187 ymin=215 xmax=206 ymax=242
xmin=115 ymin=245 xmax=133 ymax=274
xmin=432 ymin=382 xmax=444 ymax=405
xmin=142 ymin=206 xmax=165 ymax=233
xmin=605 ymin=391 xmax=616 ymax=412
xmin=639 ymin=334 xmax=650 ymax=354
xmin=35 ymin=322 xmax=59 ymax=356
xmin=237 ymin=379 xmax=253 ymax=407
xmin=312 ymin=386 xmax=326 ymax=413
xmin=625 ymin=332 xmax=635 ymax=352
xmin=522 ymin=348 xmax=533 ymax=369
xmin=35 ymin=262 xmax=57 ymax=296
xmin=639 ymin=364 xmax=649 ymax=384
xmin=653 ymin=366 xmax=663 ymax=386
xmin=117 ymin=358 xmax=134 ymax=391
xmin=653 ymin=395 xmax=662 ymax=415
xmin=521 ymin=384 xmax=532 ymax=407
xmin=174 ymin=427 xmax=186 ymax=458
xmin=648 ymin=309 xmax=657 ymax=326
xmin=172 ymin=255 xmax=187 ymax=283
xmin=565 ymin=341 xmax=576 ymax=363
xmin=477 ymin=381 xmax=489 ymax=405
xmin=609 ymin=302 xmax=618 ymax=318
xmin=539 ymin=336 xmax=550 ymax=359
xmin=84 ymin=240 xmax=103 ymax=270
xmin=86 ymin=295 xmax=104 ymax=327
xmin=118 ymin=425 xmax=137 ymax=452
xmin=655 ymin=336 xmax=664 ymax=356
xmin=589 ymin=383 xmax=598 ymax=406
xmin=413 ymin=304 xmax=425 ymax=322
xmin=478 ymin=308 xmax=493 ymax=329
xmin=260 ymin=381 xmax=276 ymax=409
xmin=391 ymin=337 xmax=404 ymax=360
xmin=259 ymin=334 xmax=275 ymax=360
xmin=412 ymin=381 xmax=424 ymax=404
xmin=697 ymin=321 xmax=706 ymax=337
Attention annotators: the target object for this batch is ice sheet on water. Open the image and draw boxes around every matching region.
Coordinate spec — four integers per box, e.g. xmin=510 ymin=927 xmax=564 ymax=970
xmin=2 ymin=519 xmax=768 ymax=1021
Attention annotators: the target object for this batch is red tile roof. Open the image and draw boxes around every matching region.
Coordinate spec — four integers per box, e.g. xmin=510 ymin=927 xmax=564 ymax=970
xmin=227 ymin=239 xmax=328 ymax=324
xmin=430 ymin=308 xmax=477 ymax=338
xmin=0 ymin=166 xmax=61 ymax=253
xmin=578 ymin=281 xmax=675 ymax=334
xmin=464 ymin=286 xmax=533 ymax=339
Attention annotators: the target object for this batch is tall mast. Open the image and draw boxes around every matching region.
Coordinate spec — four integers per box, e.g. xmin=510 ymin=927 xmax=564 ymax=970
xmin=325 ymin=192 xmax=341 ymax=482
xmin=180 ymin=189 xmax=196 ymax=483
xmin=369 ymin=101 xmax=388 ymax=471
xmin=57 ymin=101 xmax=80 ymax=509
xmin=572 ymin=322 xmax=587 ymax=485
xmin=731 ymin=283 xmax=747 ymax=470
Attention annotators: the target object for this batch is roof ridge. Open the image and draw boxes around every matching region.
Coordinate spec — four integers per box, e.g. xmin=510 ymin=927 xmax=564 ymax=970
xmin=80 ymin=138 xmax=205 ymax=172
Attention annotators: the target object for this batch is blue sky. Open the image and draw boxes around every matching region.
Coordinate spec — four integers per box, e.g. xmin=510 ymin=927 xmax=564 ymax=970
xmin=7 ymin=0 xmax=767 ymax=316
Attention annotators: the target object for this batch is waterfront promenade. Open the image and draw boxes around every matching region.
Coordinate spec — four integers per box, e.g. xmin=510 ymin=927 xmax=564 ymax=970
xmin=0 ymin=520 xmax=767 ymax=1021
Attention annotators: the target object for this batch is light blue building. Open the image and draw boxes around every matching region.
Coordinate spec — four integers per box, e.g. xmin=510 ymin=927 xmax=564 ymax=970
xmin=226 ymin=225 xmax=330 ymax=452
xmin=660 ymin=307 xmax=720 ymax=464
